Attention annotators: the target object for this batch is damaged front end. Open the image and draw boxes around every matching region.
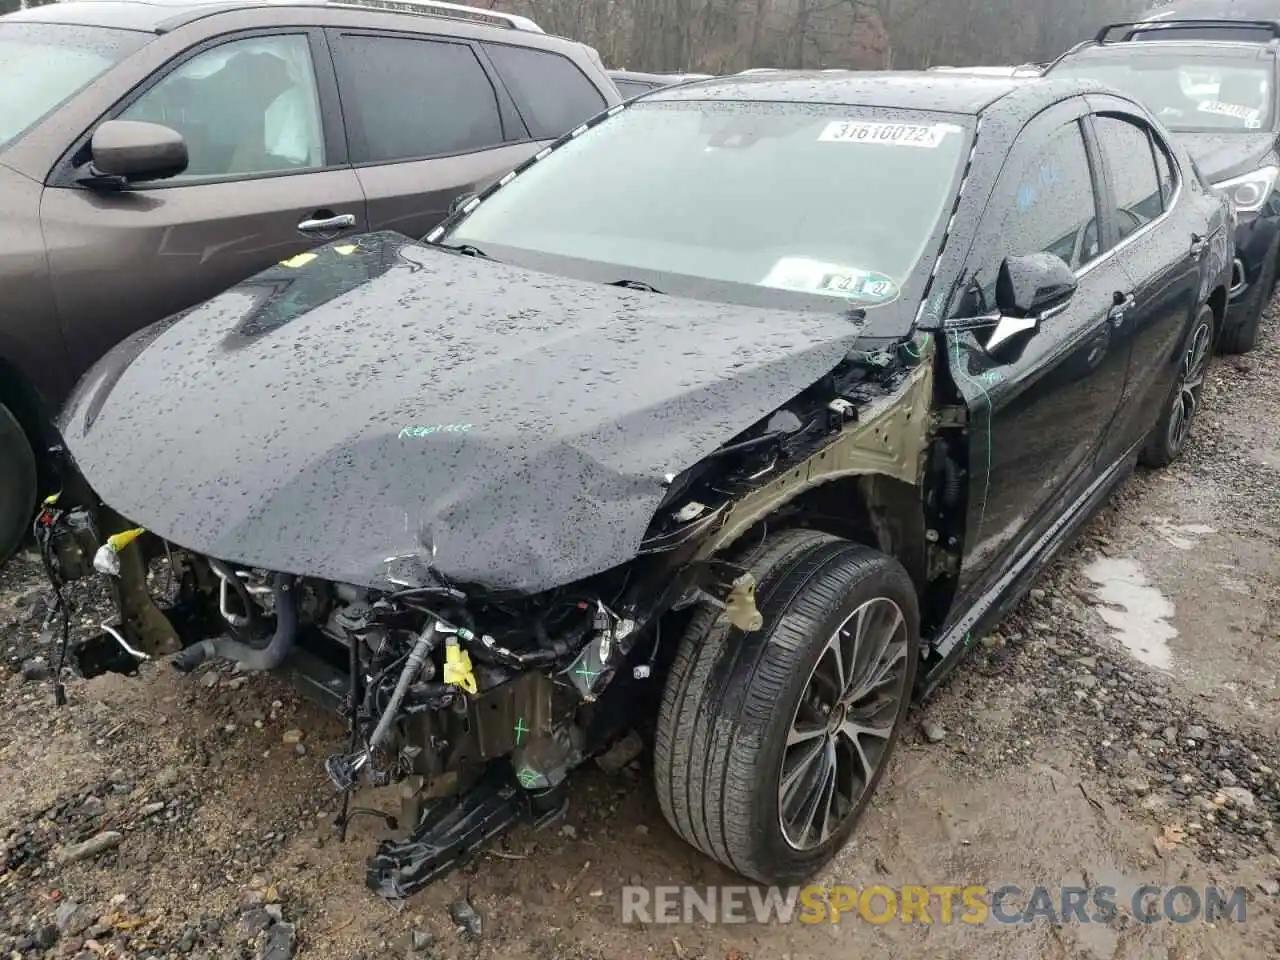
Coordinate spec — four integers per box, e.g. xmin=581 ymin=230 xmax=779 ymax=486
xmin=38 ymin=235 xmax=946 ymax=898
xmin=37 ymin=342 xmax=937 ymax=899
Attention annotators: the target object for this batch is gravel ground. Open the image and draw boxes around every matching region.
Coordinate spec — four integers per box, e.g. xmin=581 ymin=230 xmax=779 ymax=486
xmin=1 ymin=306 xmax=1277 ymax=960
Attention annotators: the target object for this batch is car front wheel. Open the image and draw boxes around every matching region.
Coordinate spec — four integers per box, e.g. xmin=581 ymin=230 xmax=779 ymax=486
xmin=0 ymin=402 xmax=37 ymax=565
xmin=654 ymin=528 xmax=919 ymax=884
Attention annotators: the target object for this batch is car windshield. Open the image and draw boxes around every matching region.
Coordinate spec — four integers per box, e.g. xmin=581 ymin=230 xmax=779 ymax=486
xmin=441 ymin=99 xmax=971 ymax=310
xmin=0 ymin=22 xmax=150 ymax=149
xmin=1051 ymin=54 xmax=1275 ymax=131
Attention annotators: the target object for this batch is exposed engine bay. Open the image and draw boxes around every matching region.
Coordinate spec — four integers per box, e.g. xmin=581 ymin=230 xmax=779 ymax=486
xmin=34 ymin=324 xmax=956 ymax=899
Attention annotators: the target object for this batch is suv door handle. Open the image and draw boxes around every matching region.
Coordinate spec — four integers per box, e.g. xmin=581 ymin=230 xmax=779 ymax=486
xmin=297 ymin=213 xmax=356 ymax=233
xmin=1189 ymin=233 xmax=1209 ymax=260
xmin=1109 ymin=292 xmax=1136 ymax=326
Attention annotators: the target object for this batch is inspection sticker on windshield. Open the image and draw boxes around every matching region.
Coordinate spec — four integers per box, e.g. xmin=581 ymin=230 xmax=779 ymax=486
xmin=761 ymin=257 xmax=901 ymax=304
xmin=1196 ymin=100 xmax=1262 ymax=126
xmin=816 ymin=120 xmax=959 ymax=147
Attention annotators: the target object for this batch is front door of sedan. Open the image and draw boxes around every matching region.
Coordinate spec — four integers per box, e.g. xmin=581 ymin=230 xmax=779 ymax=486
xmin=944 ymin=102 xmax=1132 ymax=595
xmin=1086 ymin=108 xmax=1216 ymax=467
xmin=41 ymin=29 xmax=367 ymax=382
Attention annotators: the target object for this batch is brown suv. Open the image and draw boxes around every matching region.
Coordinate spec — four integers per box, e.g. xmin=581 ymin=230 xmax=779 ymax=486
xmin=0 ymin=0 xmax=619 ymax=562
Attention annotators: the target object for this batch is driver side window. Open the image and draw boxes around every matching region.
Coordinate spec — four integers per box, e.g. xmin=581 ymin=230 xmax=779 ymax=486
xmin=1004 ymin=121 xmax=1099 ymax=271
xmin=957 ymin=120 xmax=1099 ymax=316
xmin=119 ymin=34 xmax=325 ymax=181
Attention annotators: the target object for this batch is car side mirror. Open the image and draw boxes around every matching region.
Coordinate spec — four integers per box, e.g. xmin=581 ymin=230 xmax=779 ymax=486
xmin=448 ymin=192 xmax=478 ymax=218
xmin=987 ymin=252 xmax=1077 ymax=349
xmin=87 ymin=120 xmax=188 ymax=185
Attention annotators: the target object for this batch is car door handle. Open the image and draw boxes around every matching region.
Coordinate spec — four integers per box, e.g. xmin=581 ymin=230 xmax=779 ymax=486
xmin=1189 ymin=233 xmax=1209 ymax=260
xmin=1109 ymin=292 xmax=1136 ymax=326
xmin=297 ymin=213 xmax=356 ymax=233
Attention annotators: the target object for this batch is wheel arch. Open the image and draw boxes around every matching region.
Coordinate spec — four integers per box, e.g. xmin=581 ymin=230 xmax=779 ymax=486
xmin=0 ymin=354 xmax=56 ymax=472
xmin=737 ymin=473 xmax=930 ymax=593
xmin=1207 ymin=283 xmax=1228 ymax=336
xmin=682 ymin=356 xmax=963 ymax=636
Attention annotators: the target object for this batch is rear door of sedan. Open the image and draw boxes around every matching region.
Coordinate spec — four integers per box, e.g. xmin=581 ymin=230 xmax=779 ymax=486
xmin=1084 ymin=102 xmax=1220 ymax=466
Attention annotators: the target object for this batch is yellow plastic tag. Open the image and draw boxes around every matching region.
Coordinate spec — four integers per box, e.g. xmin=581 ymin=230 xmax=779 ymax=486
xmin=106 ymin=527 xmax=146 ymax=552
xmin=280 ymin=252 xmax=319 ymax=269
xmin=443 ymin=641 xmax=478 ymax=695
xmin=333 ymin=244 xmax=358 ymax=256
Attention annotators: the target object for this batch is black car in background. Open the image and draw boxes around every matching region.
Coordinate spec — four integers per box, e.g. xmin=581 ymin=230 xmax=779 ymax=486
xmin=607 ymin=68 xmax=713 ymax=97
xmin=1047 ymin=28 xmax=1280 ymax=352
xmin=1134 ymin=0 xmax=1280 ymax=37
xmin=51 ymin=72 xmax=1232 ymax=893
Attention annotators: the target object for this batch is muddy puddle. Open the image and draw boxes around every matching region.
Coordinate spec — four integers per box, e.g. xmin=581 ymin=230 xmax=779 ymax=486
xmin=1082 ymin=556 xmax=1177 ymax=670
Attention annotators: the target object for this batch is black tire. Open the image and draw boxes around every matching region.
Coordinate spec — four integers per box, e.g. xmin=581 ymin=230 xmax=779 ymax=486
xmin=654 ymin=528 xmax=920 ymax=884
xmin=1220 ymin=238 xmax=1277 ymax=355
xmin=0 ymin=402 xmax=37 ymax=565
xmin=1141 ymin=303 xmax=1214 ymax=469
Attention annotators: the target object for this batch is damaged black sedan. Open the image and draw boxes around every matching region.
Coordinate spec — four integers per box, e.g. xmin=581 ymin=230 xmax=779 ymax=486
xmin=41 ymin=72 xmax=1232 ymax=897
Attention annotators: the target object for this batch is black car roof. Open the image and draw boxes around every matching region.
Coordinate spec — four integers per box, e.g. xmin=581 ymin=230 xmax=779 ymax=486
xmin=1057 ymin=37 xmax=1277 ymax=60
xmin=646 ymin=70 xmax=1110 ymax=118
xmin=1141 ymin=0 xmax=1280 ymax=18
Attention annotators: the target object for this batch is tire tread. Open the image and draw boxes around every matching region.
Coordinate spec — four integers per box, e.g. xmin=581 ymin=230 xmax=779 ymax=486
xmin=654 ymin=528 xmax=919 ymax=884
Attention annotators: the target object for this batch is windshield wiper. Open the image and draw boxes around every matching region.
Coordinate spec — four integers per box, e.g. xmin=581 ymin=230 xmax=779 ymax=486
xmin=610 ymin=279 xmax=664 ymax=293
xmin=436 ymin=241 xmax=489 ymax=259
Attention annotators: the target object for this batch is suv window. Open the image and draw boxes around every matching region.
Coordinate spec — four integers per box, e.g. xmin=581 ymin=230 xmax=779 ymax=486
xmin=1006 ymin=121 xmax=1100 ymax=270
xmin=484 ymin=43 xmax=606 ymax=139
xmin=119 ymin=34 xmax=324 ymax=180
xmin=332 ymin=34 xmax=504 ymax=162
xmin=1094 ymin=116 xmax=1164 ymax=241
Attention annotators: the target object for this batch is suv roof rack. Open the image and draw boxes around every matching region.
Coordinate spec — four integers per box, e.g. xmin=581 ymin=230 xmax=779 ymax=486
xmin=326 ymin=0 xmax=544 ymax=32
xmin=1095 ymin=18 xmax=1280 ymax=43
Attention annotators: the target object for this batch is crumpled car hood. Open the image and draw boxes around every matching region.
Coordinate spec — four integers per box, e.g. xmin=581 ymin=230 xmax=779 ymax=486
xmin=59 ymin=231 xmax=869 ymax=594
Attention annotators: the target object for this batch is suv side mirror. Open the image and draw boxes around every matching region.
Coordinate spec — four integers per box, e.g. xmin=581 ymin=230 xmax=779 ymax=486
xmin=88 ymin=120 xmax=188 ymax=184
xmin=987 ymin=252 xmax=1077 ymax=349
xmin=448 ymin=192 xmax=478 ymax=218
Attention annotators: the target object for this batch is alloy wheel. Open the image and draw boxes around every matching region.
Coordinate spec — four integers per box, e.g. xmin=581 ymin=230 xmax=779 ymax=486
xmin=778 ymin=596 xmax=910 ymax=850
xmin=1166 ymin=317 xmax=1212 ymax=454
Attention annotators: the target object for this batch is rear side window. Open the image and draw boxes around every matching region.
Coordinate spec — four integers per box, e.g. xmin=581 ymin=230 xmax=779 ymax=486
xmin=484 ymin=43 xmax=606 ymax=139
xmin=1094 ymin=116 xmax=1164 ymax=240
xmin=331 ymin=34 xmax=504 ymax=162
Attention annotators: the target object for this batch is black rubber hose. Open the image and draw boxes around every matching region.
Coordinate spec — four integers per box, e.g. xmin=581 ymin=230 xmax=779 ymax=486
xmin=943 ymin=454 xmax=963 ymax=507
xmin=171 ymin=572 xmax=298 ymax=673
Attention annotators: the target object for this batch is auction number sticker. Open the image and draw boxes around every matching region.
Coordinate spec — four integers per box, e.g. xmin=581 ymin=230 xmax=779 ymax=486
xmin=1196 ymin=100 xmax=1262 ymax=127
xmin=816 ymin=120 xmax=959 ymax=147
xmin=761 ymin=257 xmax=901 ymax=304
